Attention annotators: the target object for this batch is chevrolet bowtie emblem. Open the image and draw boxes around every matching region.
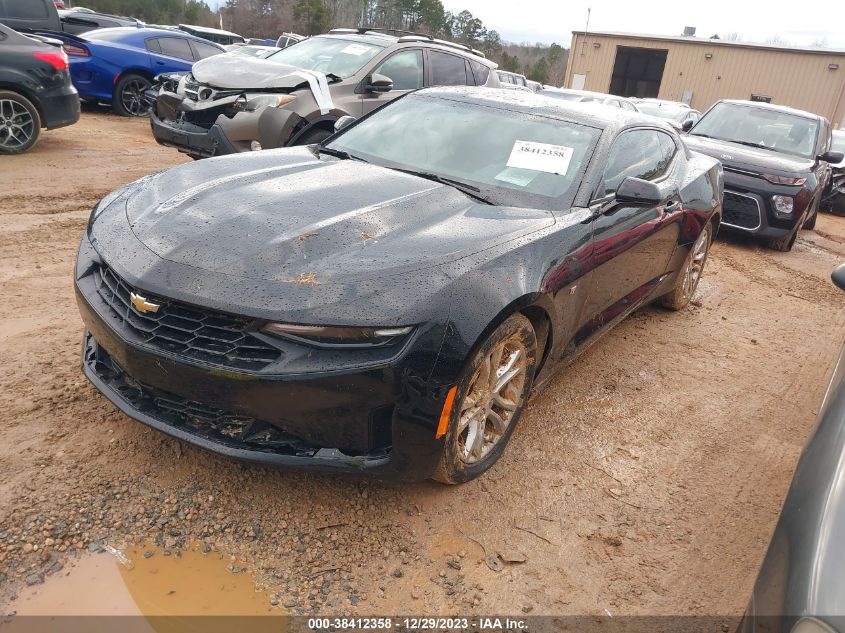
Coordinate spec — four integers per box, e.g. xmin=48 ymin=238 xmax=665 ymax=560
xmin=130 ymin=292 xmax=160 ymax=314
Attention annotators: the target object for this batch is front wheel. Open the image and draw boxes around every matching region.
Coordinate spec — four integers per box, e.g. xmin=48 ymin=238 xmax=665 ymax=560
xmin=767 ymin=228 xmax=798 ymax=252
xmin=433 ymin=313 xmax=537 ymax=485
xmin=113 ymin=73 xmax=152 ymax=117
xmin=0 ymin=91 xmax=41 ymax=154
xmin=660 ymin=221 xmax=713 ymax=310
xmin=802 ymin=198 xmax=818 ymax=230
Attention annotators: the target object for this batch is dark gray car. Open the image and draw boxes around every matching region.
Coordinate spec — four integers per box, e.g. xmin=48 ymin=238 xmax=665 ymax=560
xmin=149 ymin=28 xmax=499 ymax=159
xmin=739 ymin=263 xmax=845 ymax=633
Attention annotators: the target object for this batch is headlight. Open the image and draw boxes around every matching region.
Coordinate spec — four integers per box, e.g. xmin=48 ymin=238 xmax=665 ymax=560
xmin=245 ymin=94 xmax=297 ymax=111
xmin=772 ymin=195 xmax=794 ymax=216
xmin=261 ymin=323 xmax=413 ymax=348
xmin=763 ymin=174 xmax=806 ymax=186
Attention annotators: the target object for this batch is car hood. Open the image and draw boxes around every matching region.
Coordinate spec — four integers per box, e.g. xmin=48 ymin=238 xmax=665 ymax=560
xmin=119 ymin=147 xmax=553 ymax=286
xmin=684 ymin=134 xmax=814 ymax=176
xmin=191 ymin=52 xmax=311 ymax=89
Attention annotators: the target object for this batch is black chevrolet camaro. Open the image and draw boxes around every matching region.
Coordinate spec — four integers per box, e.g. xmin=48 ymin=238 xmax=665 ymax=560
xmin=76 ymin=87 xmax=723 ymax=483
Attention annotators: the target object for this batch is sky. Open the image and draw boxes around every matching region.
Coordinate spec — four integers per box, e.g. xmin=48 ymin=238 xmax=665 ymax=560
xmin=204 ymin=0 xmax=845 ymax=49
xmin=445 ymin=0 xmax=845 ymax=48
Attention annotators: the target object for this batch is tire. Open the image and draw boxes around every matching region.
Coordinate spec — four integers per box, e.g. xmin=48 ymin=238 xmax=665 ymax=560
xmin=0 ymin=90 xmax=41 ymax=154
xmin=660 ymin=221 xmax=713 ymax=311
xmin=295 ymin=127 xmax=332 ymax=146
xmin=432 ymin=313 xmax=538 ymax=485
xmin=802 ymin=198 xmax=819 ymax=230
xmin=768 ymin=228 xmax=798 ymax=252
xmin=113 ymin=73 xmax=152 ymax=117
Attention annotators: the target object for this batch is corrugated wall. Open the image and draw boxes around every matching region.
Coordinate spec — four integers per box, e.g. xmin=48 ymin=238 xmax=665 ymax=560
xmin=565 ymin=33 xmax=845 ymax=127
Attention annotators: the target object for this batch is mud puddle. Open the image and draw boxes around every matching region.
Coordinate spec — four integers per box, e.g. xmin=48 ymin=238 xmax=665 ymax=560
xmin=5 ymin=546 xmax=277 ymax=621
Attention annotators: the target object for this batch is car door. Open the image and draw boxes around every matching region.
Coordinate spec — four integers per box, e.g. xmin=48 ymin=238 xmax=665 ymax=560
xmin=147 ymin=36 xmax=195 ymax=73
xmin=580 ymin=128 xmax=682 ymax=334
xmin=426 ymin=49 xmax=473 ymax=88
xmin=359 ymin=48 xmax=424 ymax=116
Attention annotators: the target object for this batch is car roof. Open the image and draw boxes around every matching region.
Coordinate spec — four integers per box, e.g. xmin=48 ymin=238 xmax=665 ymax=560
xmin=415 ymin=87 xmax=673 ymax=132
xmin=635 ymin=98 xmax=690 ymax=108
xmin=319 ymin=31 xmax=495 ymax=66
xmin=716 ymin=98 xmax=825 ymax=122
xmin=82 ymin=26 xmax=215 ymax=42
xmin=545 ymin=87 xmax=623 ymax=101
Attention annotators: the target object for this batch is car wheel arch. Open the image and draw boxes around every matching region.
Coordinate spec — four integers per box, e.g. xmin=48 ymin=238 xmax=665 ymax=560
xmin=0 ymin=83 xmax=44 ymax=125
xmin=113 ymin=68 xmax=154 ymax=93
xmin=441 ymin=293 xmax=555 ymax=388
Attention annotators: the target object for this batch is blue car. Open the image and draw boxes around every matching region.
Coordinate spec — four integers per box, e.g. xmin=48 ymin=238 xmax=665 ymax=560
xmin=57 ymin=27 xmax=223 ymax=116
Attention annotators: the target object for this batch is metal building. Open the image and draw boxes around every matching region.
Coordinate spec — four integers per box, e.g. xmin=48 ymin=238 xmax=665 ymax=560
xmin=563 ymin=30 xmax=845 ymax=127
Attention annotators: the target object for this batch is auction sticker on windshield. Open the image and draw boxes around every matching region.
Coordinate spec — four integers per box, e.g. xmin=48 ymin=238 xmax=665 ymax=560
xmin=341 ymin=43 xmax=374 ymax=55
xmin=507 ymin=141 xmax=573 ymax=175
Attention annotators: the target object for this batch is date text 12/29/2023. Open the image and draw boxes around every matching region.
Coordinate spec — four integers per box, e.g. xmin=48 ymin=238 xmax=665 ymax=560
xmin=306 ymin=618 xmax=528 ymax=631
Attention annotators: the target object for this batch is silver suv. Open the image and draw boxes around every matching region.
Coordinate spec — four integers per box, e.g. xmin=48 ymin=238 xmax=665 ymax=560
xmin=150 ymin=28 xmax=499 ymax=159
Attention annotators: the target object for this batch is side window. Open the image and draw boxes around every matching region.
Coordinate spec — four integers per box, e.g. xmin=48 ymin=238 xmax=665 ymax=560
xmin=603 ymin=130 xmax=673 ymax=195
xmin=3 ymin=0 xmax=49 ymax=18
xmin=372 ymin=49 xmax=423 ymax=91
xmin=191 ymin=40 xmax=222 ymax=60
xmin=157 ymin=37 xmax=194 ymax=62
xmin=470 ymin=60 xmax=490 ymax=85
xmin=430 ymin=50 xmax=469 ymax=86
xmin=145 ymin=38 xmax=162 ymax=54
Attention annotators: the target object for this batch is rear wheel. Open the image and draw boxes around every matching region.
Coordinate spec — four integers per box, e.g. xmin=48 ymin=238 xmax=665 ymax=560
xmin=113 ymin=73 xmax=151 ymax=117
xmin=660 ymin=221 xmax=712 ymax=310
xmin=0 ymin=91 xmax=41 ymax=154
xmin=433 ymin=313 xmax=537 ymax=485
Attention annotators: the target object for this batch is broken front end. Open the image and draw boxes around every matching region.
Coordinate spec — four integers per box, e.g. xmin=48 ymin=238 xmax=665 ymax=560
xmin=149 ymin=73 xmax=306 ymax=159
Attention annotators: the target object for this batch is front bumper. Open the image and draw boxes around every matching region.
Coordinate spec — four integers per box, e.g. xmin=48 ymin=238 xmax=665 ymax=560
xmin=149 ymin=109 xmax=237 ymax=158
xmin=75 ymin=238 xmax=452 ymax=480
xmin=720 ymin=172 xmax=809 ymax=239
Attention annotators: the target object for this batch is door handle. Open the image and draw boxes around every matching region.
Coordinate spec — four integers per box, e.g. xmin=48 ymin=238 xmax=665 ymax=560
xmin=156 ymin=61 xmax=165 ymax=66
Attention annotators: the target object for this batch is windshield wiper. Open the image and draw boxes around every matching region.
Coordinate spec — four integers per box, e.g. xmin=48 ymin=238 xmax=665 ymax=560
xmin=317 ymin=146 xmax=367 ymax=162
xmin=392 ymin=168 xmax=494 ymax=205
xmin=730 ymin=140 xmax=772 ymax=151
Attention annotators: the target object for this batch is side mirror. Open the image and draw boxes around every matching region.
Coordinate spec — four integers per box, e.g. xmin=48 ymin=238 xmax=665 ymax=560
xmin=334 ymin=115 xmax=356 ymax=132
xmin=365 ymin=73 xmax=393 ymax=93
xmin=614 ymin=177 xmax=665 ymax=206
xmin=819 ymin=150 xmax=845 ymax=164
xmin=833 ymin=263 xmax=845 ymax=291
xmin=681 ymin=118 xmax=694 ymax=132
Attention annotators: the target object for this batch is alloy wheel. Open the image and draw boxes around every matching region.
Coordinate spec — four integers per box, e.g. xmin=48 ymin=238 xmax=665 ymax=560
xmin=0 ymin=99 xmax=35 ymax=151
xmin=120 ymin=79 xmax=149 ymax=116
xmin=457 ymin=334 xmax=529 ymax=464
xmin=682 ymin=224 xmax=711 ymax=300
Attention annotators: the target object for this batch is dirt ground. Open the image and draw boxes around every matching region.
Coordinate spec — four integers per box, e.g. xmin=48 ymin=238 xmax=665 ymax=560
xmin=2 ymin=111 xmax=845 ymax=617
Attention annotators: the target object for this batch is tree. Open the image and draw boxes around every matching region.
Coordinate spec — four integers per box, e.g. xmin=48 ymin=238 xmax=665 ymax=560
xmin=529 ymin=57 xmax=548 ymax=84
xmin=293 ymin=0 xmax=329 ymax=34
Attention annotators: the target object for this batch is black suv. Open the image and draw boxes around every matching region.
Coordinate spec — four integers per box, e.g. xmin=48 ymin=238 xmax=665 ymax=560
xmin=0 ymin=23 xmax=79 ymax=154
xmin=684 ymin=100 xmax=842 ymax=251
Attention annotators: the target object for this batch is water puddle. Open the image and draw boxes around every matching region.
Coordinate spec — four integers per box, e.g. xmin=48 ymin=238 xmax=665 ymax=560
xmin=5 ymin=545 xmax=278 ymax=620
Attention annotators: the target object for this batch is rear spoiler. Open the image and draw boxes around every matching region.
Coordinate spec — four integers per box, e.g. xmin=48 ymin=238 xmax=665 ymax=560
xmin=31 ymin=29 xmax=89 ymax=44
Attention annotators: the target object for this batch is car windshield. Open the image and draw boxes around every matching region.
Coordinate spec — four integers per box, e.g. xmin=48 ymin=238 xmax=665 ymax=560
xmin=636 ymin=102 xmax=689 ymax=123
xmin=690 ymin=102 xmax=819 ymax=159
xmin=84 ymin=28 xmax=135 ymax=42
xmin=326 ymin=93 xmax=601 ymax=209
xmin=266 ymin=36 xmax=385 ymax=78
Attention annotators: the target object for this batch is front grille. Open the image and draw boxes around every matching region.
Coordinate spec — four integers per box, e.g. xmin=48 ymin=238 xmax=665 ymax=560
xmin=93 ymin=264 xmax=281 ymax=371
xmin=722 ymin=191 xmax=761 ymax=230
xmin=85 ymin=340 xmax=321 ymax=457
